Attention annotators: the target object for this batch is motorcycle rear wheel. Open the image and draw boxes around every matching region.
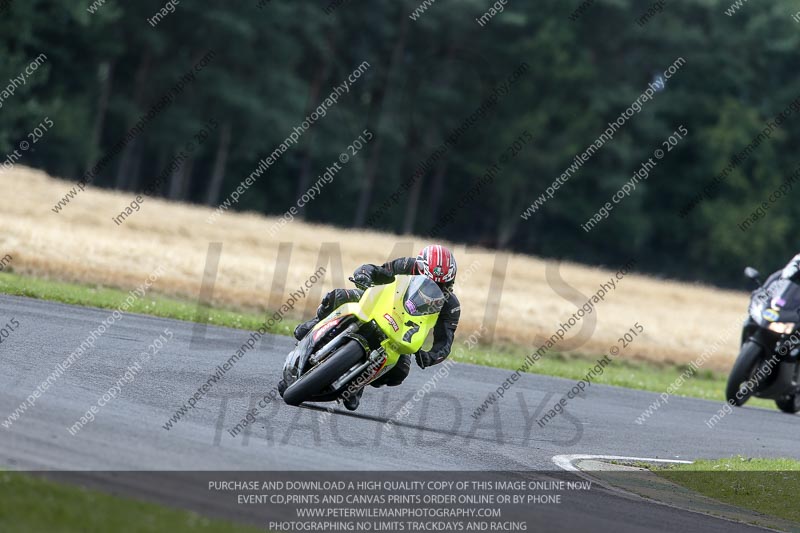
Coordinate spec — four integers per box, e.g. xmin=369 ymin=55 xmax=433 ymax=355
xmin=725 ymin=340 xmax=765 ymax=406
xmin=283 ymin=340 xmax=365 ymax=407
xmin=775 ymin=395 xmax=800 ymax=414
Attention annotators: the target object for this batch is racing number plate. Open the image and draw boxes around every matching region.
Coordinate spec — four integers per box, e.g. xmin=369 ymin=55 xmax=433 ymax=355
xmin=403 ymin=320 xmax=420 ymax=343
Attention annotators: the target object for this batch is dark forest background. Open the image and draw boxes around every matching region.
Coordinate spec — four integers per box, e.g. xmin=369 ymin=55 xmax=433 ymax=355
xmin=3 ymin=0 xmax=800 ymax=286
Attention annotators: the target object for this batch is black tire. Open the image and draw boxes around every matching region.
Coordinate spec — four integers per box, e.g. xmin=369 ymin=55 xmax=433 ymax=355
xmin=282 ymin=341 xmax=365 ymax=407
xmin=726 ymin=341 xmax=765 ymax=406
xmin=775 ymin=395 xmax=800 ymax=414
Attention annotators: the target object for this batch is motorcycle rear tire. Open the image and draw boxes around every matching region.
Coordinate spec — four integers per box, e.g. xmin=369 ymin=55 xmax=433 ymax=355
xmin=283 ymin=340 xmax=365 ymax=407
xmin=725 ymin=340 xmax=764 ymax=406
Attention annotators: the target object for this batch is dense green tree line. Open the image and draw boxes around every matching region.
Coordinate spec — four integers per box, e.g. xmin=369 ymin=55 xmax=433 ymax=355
xmin=3 ymin=0 xmax=800 ymax=286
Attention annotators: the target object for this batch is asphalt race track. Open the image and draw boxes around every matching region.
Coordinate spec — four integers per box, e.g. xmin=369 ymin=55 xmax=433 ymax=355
xmin=1 ymin=295 xmax=798 ymax=532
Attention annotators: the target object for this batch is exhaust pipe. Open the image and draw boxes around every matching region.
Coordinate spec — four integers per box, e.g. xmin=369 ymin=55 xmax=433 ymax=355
xmin=331 ymin=349 xmax=387 ymax=391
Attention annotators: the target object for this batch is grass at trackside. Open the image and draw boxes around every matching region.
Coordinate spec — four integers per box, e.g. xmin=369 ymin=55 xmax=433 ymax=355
xmin=0 ymin=271 xmax=775 ymax=409
xmin=0 ymin=271 xmax=294 ymax=337
xmin=0 ymin=471 xmax=261 ymax=533
xmin=653 ymin=457 xmax=800 ymax=523
xmin=453 ymin=342 xmax=776 ymax=409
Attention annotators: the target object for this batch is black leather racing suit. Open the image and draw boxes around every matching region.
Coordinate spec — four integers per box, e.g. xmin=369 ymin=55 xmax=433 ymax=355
xmin=299 ymin=257 xmax=460 ymax=387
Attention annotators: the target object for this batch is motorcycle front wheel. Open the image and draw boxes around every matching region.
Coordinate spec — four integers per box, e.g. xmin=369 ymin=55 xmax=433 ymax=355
xmin=725 ymin=340 xmax=765 ymax=406
xmin=282 ymin=340 xmax=364 ymax=407
xmin=775 ymin=394 xmax=800 ymax=414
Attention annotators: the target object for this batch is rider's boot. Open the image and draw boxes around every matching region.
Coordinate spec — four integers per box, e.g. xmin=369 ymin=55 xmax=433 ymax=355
xmin=294 ymin=317 xmax=319 ymax=340
xmin=343 ymin=387 xmax=364 ymax=411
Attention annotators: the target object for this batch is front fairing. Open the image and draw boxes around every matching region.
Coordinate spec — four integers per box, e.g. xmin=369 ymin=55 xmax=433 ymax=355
xmin=750 ymin=278 xmax=800 ymax=329
xmin=359 ymin=275 xmax=442 ymax=355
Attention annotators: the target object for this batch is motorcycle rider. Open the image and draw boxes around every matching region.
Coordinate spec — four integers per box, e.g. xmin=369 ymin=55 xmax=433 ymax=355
xmin=757 ymin=253 xmax=800 ymax=289
xmin=293 ymin=244 xmax=461 ymax=411
xmin=750 ymin=253 xmax=800 ymax=303
xmin=781 ymin=253 xmax=800 ymax=281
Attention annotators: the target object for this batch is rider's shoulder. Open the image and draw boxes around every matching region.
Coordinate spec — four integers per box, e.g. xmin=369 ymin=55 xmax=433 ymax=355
xmin=443 ymin=290 xmax=460 ymax=312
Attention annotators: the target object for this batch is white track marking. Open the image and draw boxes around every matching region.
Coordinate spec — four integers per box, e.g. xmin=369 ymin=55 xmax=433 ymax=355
xmin=552 ymin=454 xmax=693 ymax=471
xmin=551 ymin=454 xmax=784 ymax=532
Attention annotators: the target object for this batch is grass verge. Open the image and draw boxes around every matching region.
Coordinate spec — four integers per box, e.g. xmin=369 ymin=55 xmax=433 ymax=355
xmin=454 ymin=341 xmax=774 ymax=409
xmin=0 ymin=471 xmax=261 ymax=533
xmin=0 ymin=271 xmax=294 ymax=337
xmin=653 ymin=456 xmax=800 ymax=524
xmin=0 ymin=271 xmax=770 ymax=408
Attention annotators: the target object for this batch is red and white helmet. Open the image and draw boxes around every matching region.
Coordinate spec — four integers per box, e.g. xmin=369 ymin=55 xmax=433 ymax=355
xmin=415 ymin=245 xmax=457 ymax=285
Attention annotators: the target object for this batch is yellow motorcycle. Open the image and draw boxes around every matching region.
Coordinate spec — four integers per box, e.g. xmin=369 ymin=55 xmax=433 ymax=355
xmin=279 ymin=275 xmax=444 ymax=407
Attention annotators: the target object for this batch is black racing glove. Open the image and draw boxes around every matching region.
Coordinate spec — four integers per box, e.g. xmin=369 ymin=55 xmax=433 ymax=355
xmin=415 ymin=350 xmax=436 ymax=369
xmin=318 ymin=291 xmax=337 ymax=316
xmin=353 ymin=264 xmax=394 ymax=288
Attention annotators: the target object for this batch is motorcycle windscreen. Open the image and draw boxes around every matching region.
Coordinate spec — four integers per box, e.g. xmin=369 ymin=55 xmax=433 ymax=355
xmin=403 ymin=276 xmax=445 ymax=316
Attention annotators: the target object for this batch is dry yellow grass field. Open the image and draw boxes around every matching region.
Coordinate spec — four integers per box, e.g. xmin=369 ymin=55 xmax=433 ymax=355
xmin=1 ymin=166 xmax=750 ymax=371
